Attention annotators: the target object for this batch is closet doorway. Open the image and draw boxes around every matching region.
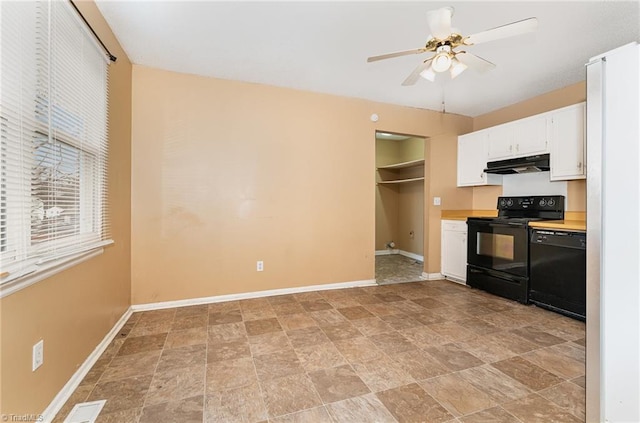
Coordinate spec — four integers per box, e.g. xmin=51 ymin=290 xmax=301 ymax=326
xmin=375 ymin=131 xmax=426 ymax=284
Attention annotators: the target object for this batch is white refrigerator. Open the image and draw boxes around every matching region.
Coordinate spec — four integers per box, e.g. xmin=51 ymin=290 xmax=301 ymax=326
xmin=586 ymin=42 xmax=640 ymax=422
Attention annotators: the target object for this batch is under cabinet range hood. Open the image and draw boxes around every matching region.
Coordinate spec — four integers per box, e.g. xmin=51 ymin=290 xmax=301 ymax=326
xmin=484 ymin=153 xmax=550 ymax=175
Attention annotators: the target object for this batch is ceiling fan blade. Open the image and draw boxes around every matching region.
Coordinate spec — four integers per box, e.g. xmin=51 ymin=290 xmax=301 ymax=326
xmin=402 ymin=59 xmax=433 ymax=86
xmin=367 ymin=48 xmax=427 ymax=62
xmin=455 ymin=52 xmax=496 ymax=73
xmin=464 ymin=17 xmax=538 ymax=45
xmin=450 ymin=57 xmax=467 ymax=79
xmin=426 ymin=7 xmax=454 ymax=40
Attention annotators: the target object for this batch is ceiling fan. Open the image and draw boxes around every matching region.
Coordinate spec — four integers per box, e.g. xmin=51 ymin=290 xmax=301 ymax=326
xmin=367 ymin=7 xmax=538 ymax=85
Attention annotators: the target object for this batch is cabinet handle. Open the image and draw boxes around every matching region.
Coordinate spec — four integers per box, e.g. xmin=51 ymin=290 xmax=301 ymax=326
xmin=578 ymin=162 xmax=583 ymax=169
xmin=516 ymin=144 xmax=519 ymax=152
xmin=509 ymin=145 xmax=513 ymax=152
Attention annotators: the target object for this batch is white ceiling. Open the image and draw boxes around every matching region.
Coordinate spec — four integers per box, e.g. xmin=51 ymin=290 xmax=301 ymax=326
xmin=96 ymin=1 xmax=640 ymax=117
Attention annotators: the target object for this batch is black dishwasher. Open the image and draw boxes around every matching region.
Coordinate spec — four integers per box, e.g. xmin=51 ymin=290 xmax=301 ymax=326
xmin=529 ymin=229 xmax=586 ymax=320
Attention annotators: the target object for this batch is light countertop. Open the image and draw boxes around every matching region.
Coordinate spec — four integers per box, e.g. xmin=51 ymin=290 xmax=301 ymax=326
xmin=528 ymin=211 xmax=586 ymax=231
xmin=442 ymin=210 xmax=586 ymax=231
xmin=528 ymin=220 xmax=586 ymax=231
xmin=441 ymin=210 xmax=497 ymax=221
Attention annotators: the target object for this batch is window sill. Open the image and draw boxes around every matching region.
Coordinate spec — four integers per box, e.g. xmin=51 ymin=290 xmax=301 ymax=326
xmin=0 ymin=240 xmax=114 ymax=299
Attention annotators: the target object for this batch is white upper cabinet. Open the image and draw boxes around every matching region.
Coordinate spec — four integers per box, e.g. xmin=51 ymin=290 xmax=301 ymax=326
xmin=487 ymin=115 xmax=549 ymax=160
xmin=457 ymin=131 xmax=502 ymax=187
xmin=550 ymin=103 xmax=586 ymax=181
xmin=487 ymin=123 xmax=516 ymax=160
xmin=457 ymin=102 xmax=585 ymax=186
xmin=515 ymin=115 xmax=549 ymax=156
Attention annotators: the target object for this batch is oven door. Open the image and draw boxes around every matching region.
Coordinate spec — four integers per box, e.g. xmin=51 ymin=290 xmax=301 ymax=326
xmin=467 ymin=219 xmax=529 ymax=278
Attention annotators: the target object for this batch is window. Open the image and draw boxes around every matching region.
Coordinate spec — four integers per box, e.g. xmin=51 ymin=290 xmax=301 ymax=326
xmin=0 ymin=1 xmax=111 ymax=294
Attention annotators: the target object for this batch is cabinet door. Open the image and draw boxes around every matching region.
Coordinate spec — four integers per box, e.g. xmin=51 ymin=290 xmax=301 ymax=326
xmin=449 ymin=230 xmax=467 ymax=282
xmin=550 ymin=103 xmax=586 ymax=181
xmin=487 ymin=123 xmax=516 ymax=160
xmin=441 ymin=223 xmax=453 ymax=278
xmin=441 ymin=221 xmax=467 ymax=283
xmin=515 ymin=115 xmax=549 ymax=156
xmin=457 ymin=132 xmax=489 ymax=186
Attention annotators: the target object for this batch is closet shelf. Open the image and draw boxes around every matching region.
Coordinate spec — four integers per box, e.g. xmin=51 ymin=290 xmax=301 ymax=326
xmin=377 ymin=177 xmax=425 ymax=185
xmin=377 ymin=159 xmax=425 ymax=170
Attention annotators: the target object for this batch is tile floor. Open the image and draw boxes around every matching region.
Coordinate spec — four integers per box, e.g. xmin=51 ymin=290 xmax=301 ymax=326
xmin=375 ymin=254 xmax=424 ymax=284
xmin=53 ymin=280 xmax=586 ymax=423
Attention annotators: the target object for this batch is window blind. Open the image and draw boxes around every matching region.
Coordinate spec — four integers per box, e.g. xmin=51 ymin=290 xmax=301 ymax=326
xmin=1 ymin=1 xmax=110 ymax=284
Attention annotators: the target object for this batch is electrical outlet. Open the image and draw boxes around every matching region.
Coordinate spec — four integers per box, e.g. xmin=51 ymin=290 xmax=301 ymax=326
xmin=32 ymin=339 xmax=44 ymax=371
xmin=433 ymin=197 xmax=441 ymax=206
xmin=256 ymin=260 xmax=264 ymax=272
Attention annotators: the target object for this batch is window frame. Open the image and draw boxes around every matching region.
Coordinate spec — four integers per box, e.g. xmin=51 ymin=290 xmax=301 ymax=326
xmin=0 ymin=0 xmax=113 ymax=298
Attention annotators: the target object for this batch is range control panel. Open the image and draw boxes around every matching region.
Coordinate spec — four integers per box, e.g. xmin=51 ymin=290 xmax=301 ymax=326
xmin=497 ymin=196 xmax=565 ymax=212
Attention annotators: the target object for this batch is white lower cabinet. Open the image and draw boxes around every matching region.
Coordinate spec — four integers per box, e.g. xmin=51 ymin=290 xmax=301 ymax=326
xmin=441 ymin=220 xmax=467 ymax=284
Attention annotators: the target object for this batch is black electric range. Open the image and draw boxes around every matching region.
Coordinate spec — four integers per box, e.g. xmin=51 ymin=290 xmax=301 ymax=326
xmin=466 ymin=195 xmax=565 ymax=304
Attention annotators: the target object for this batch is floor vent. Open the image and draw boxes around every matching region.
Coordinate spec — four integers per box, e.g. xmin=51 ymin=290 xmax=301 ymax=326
xmin=63 ymin=400 xmax=106 ymax=423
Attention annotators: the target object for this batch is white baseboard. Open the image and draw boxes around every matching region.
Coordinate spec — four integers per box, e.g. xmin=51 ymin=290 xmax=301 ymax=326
xmin=422 ymin=272 xmax=444 ymax=280
xmin=42 ymin=307 xmax=133 ymax=422
xmin=375 ymin=249 xmax=399 ymax=256
xmin=397 ymin=250 xmax=424 ymax=262
xmin=375 ymin=250 xmax=424 ymax=262
xmin=132 ymin=279 xmax=378 ymax=312
xmin=444 ymin=276 xmax=467 ymax=285
xmin=42 ymin=278 xmax=378 ymax=419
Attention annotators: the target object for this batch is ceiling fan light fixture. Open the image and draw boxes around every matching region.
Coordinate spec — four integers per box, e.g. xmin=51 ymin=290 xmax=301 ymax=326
xmin=419 ymin=64 xmax=436 ymax=82
xmin=450 ymin=57 xmax=468 ymax=79
xmin=368 ymin=7 xmax=538 ymax=87
xmin=432 ymin=52 xmax=452 ymax=72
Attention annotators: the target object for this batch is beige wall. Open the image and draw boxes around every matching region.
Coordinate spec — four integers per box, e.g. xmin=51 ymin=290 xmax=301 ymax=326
xmin=375 ymin=137 xmax=425 ymax=255
xmin=375 ymin=184 xmax=399 ymax=251
xmin=398 ymin=137 xmax=425 ymax=163
xmin=0 ymin=2 xmax=132 ymax=415
xmin=131 ymin=66 xmax=473 ymax=303
xmin=472 ymin=185 xmax=503 ymax=211
xmin=375 ymin=139 xmax=400 ymax=251
xmin=397 ymin=182 xmax=424 ymax=255
xmin=395 ymin=137 xmax=424 ymax=256
xmin=375 ymin=138 xmax=402 ymax=167
xmin=473 ymin=82 xmax=586 ymax=131
xmin=426 ymin=132 xmax=475 ymax=273
xmin=471 ymin=81 xmax=587 ymax=211
xmin=567 ymin=179 xmax=586 ymax=212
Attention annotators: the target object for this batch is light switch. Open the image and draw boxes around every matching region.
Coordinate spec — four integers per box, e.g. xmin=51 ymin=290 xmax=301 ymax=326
xmin=433 ymin=197 xmax=441 ymax=206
